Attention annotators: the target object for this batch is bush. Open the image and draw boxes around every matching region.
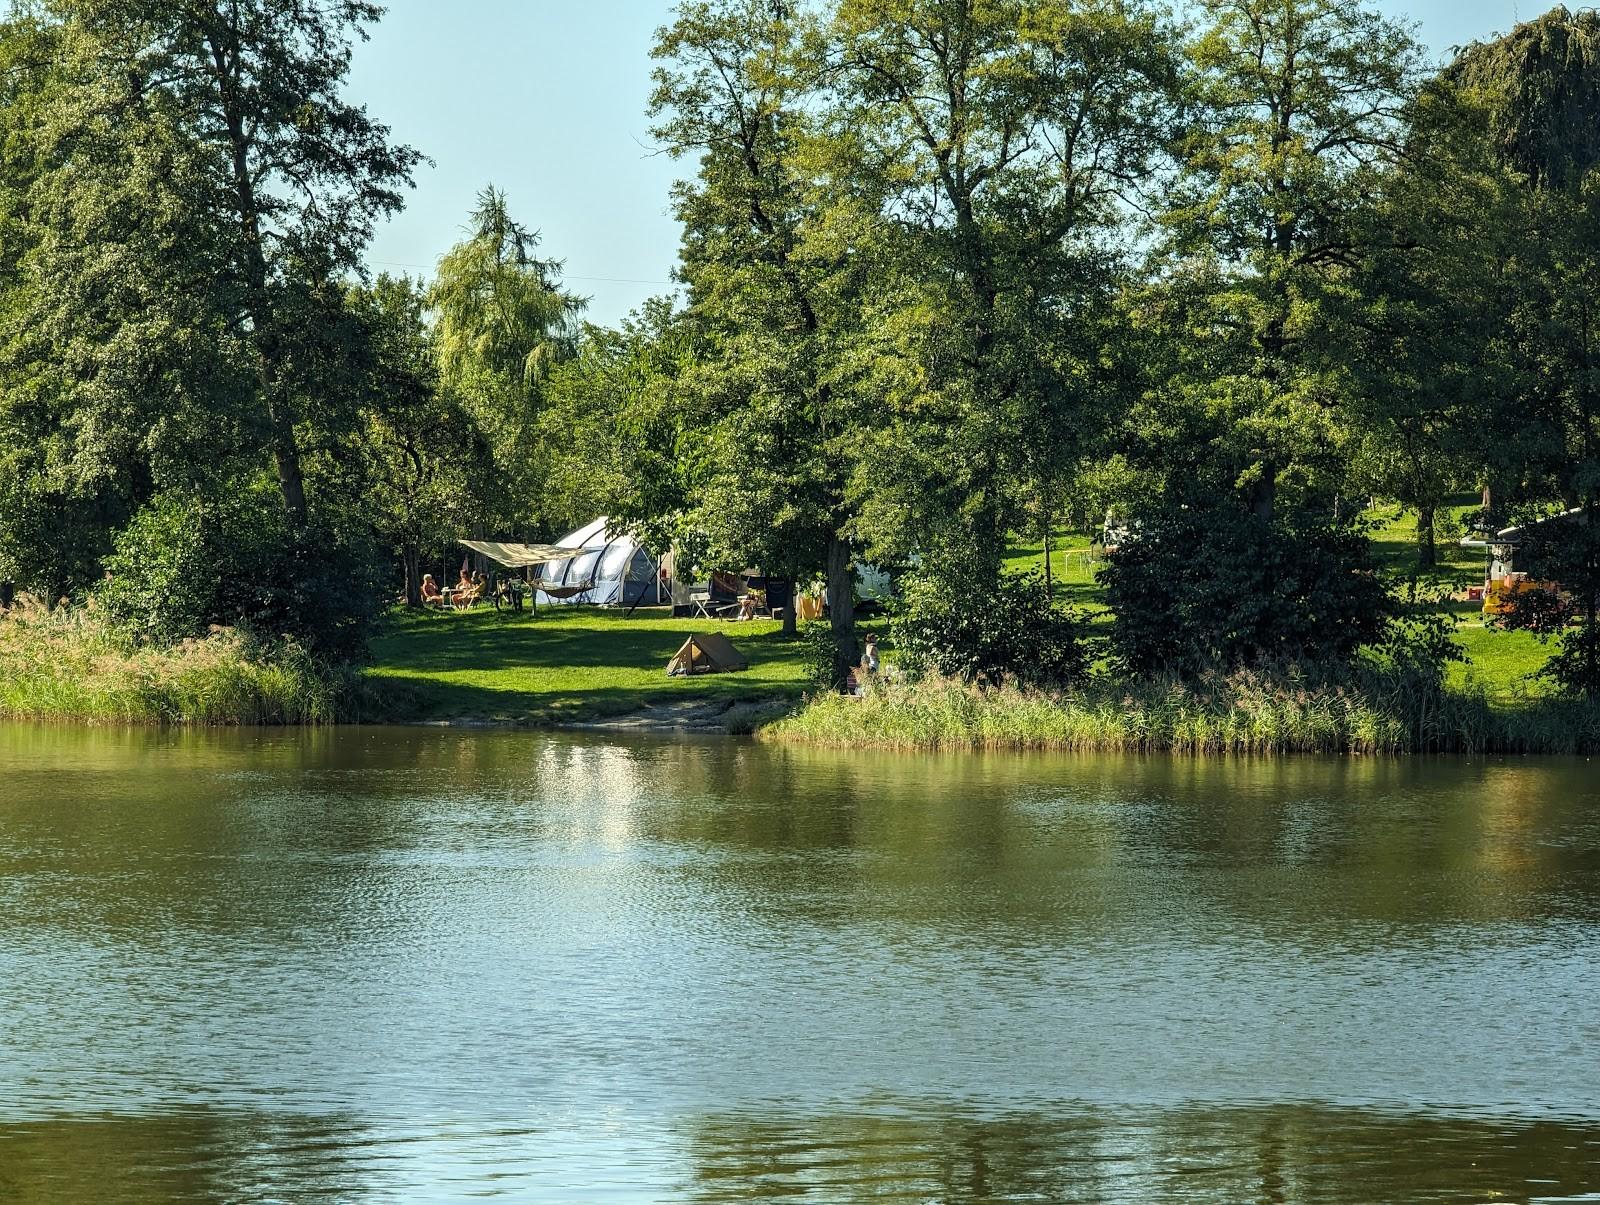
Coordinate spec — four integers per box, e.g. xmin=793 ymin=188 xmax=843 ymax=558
xmin=890 ymin=570 xmax=1086 ymax=688
xmin=1099 ymin=507 xmax=1391 ymax=676
xmin=800 ymin=620 xmax=844 ymax=689
xmin=99 ymin=484 xmax=384 ymax=661
xmin=1366 ymin=586 xmax=1466 ymax=690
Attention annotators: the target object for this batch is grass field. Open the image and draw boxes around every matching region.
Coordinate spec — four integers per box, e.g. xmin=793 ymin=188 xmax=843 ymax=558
xmin=364 ymin=606 xmax=813 ymax=723
xmin=360 ymin=500 xmax=1557 ymax=730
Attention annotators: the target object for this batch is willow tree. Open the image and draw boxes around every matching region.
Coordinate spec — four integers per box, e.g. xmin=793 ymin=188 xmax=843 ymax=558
xmin=1452 ymin=6 xmax=1600 ymax=191
xmin=428 ymin=187 xmax=585 ymax=536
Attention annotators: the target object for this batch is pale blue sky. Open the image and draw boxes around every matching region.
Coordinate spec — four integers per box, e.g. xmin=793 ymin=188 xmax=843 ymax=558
xmin=348 ymin=0 xmax=1525 ymax=326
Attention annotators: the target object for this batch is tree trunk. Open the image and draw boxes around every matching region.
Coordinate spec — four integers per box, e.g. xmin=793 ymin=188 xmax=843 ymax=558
xmin=1042 ymin=524 xmax=1053 ymax=597
xmin=1251 ymin=464 xmax=1277 ymax=523
xmin=1416 ymin=504 xmax=1437 ymax=569
xmin=825 ymin=534 xmax=858 ymax=688
xmin=781 ymin=555 xmax=798 ymax=637
xmin=402 ymin=546 xmax=422 ymax=607
xmin=208 ymin=29 xmax=308 ymax=528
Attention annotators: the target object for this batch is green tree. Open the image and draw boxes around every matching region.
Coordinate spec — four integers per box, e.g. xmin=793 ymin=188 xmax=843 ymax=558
xmin=1449 ymin=8 xmax=1600 ymax=694
xmin=428 ymin=186 xmax=585 ymax=537
xmin=537 ymin=302 xmax=695 ymax=546
xmin=0 ymin=0 xmax=417 ymax=608
xmin=649 ymin=0 xmax=870 ymax=665
xmin=1342 ymin=81 xmax=1512 ymax=568
xmin=829 ymin=0 xmax=1180 ymax=584
xmin=338 ymin=275 xmax=493 ymax=607
xmin=1152 ymin=0 xmax=1423 ymax=521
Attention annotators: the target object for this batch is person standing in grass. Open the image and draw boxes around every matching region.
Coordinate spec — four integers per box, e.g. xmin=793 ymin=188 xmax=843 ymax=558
xmin=862 ymin=633 xmax=880 ymax=675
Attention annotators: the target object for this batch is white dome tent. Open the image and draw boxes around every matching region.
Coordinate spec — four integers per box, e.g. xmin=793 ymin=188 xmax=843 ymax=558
xmin=534 ymin=517 xmax=663 ymax=608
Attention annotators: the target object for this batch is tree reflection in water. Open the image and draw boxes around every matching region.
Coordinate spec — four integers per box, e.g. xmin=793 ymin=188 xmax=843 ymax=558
xmin=3 ymin=726 xmax=1599 ymax=1201
xmin=1 ymin=1103 xmax=1596 ymax=1201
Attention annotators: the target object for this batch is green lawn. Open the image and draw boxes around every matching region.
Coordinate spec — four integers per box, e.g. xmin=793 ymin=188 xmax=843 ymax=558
xmin=368 ymin=502 xmax=1555 ymax=725
xmin=1361 ymin=499 xmax=1552 ymax=697
xmin=365 ymin=606 xmax=813 ymax=723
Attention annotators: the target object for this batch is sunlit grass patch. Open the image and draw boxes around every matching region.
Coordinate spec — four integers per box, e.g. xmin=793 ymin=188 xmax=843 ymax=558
xmin=363 ymin=605 xmax=812 ymax=722
xmin=767 ymin=672 xmax=1600 ymax=755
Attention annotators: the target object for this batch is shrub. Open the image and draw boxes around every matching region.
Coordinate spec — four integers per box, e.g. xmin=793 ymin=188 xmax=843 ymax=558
xmin=890 ymin=570 xmax=1086 ymax=688
xmin=1099 ymin=507 xmax=1391 ymax=676
xmin=800 ymin=620 xmax=844 ymax=689
xmin=99 ymin=484 xmax=384 ymax=661
xmin=1366 ymin=588 xmax=1467 ymax=690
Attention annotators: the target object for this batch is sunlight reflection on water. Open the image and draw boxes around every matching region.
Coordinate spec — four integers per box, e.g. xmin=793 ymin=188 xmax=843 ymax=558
xmin=1 ymin=725 xmax=1598 ymax=1200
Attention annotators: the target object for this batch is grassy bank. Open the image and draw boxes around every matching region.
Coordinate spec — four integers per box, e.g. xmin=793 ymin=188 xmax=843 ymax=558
xmin=363 ymin=606 xmax=810 ymax=723
xmin=0 ymin=607 xmax=360 ymax=724
xmin=766 ymin=674 xmax=1600 ymax=755
xmin=0 ymin=498 xmax=1569 ymax=739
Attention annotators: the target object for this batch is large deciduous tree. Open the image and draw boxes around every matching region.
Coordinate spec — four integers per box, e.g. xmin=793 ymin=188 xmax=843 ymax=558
xmin=338 ymin=275 xmax=493 ymax=608
xmin=1154 ymin=0 xmax=1422 ymax=521
xmin=649 ymin=0 xmax=871 ymax=668
xmin=0 ymin=0 xmax=418 ymax=607
xmin=1450 ymin=8 xmax=1600 ymax=695
xmin=829 ymin=0 xmax=1179 ymax=585
xmin=1342 ymin=81 xmax=1512 ymax=569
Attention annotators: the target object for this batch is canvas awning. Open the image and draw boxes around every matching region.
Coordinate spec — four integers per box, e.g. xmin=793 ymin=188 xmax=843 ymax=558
xmin=458 ymin=539 xmax=577 ymax=569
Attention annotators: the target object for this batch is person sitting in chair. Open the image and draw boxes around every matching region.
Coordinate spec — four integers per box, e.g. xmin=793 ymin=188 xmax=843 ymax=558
xmin=420 ymin=574 xmax=444 ymax=608
xmin=736 ymin=593 xmax=760 ymax=621
xmin=862 ymin=632 xmax=880 ymax=674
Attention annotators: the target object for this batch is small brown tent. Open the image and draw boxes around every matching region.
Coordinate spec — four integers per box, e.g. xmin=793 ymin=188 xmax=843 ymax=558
xmin=666 ymin=632 xmax=749 ymax=676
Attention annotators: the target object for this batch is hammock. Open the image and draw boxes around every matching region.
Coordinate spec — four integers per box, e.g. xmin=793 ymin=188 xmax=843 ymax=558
xmin=538 ymin=579 xmax=597 ymax=600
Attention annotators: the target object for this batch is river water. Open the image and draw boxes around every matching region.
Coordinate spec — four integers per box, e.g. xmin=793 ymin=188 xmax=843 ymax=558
xmin=0 ymin=724 xmax=1597 ymax=1202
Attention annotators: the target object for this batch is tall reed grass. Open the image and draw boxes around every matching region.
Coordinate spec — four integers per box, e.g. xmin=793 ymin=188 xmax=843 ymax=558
xmin=765 ymin=668 xmax=1600 ymax=755
xmin=0 ymin=605 xmax=369 ymax=725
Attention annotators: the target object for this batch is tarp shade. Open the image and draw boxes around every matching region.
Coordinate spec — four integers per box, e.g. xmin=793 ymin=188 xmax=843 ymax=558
xmin=458 ymin=540 xmax=574 ymax=569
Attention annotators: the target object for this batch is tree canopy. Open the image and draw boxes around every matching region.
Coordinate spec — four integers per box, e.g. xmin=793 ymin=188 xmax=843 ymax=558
xmin=4 ymin=1 xmax=1600 ymax=697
